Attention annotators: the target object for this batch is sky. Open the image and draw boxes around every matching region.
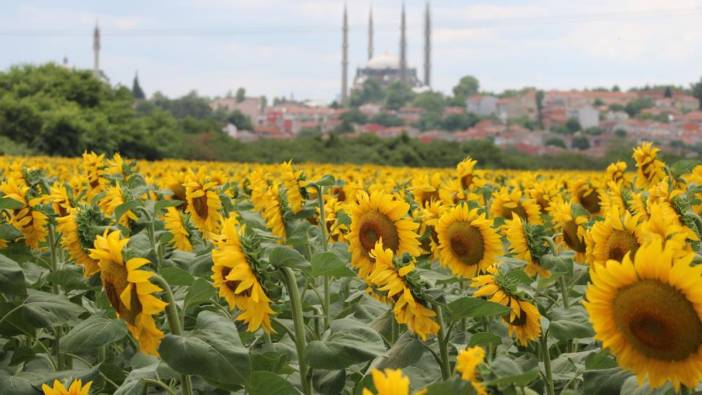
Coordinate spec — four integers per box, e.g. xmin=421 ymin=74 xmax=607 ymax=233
xmin=1 ymin=0 xmax=702 ymax=102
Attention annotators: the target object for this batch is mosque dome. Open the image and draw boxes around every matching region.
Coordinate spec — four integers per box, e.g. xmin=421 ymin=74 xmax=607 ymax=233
xmin=367 ymin=52 xmax=400 ymax=70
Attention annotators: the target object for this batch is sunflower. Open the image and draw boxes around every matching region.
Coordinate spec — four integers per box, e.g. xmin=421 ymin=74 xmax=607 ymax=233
xmin=413 ymin=199 xmax=445 ymax=258
xmin=456 ymin=156 xmax=478 ymax=191
xmin=584 ymin=240 xmax=702 ymax=390
xmin=549 ymin=199 xmax=588 ymax=262
xmin=570 ymin=179 xmax=602 ymax=215
xmin=99 ymin=183 xmax=137 ymax=225
xmin=184 ymin=177 xmax=222 ymax=238
xmin=503 ymin=215 xmax=549 ymax=277
xmin=490 ymin=187 xmax=541 ymax=223
xmin=588 ymin=206 xmax=645 ymax=267
xmin=280 ymin=161 xmax=304 ymax=214
xmin=57 ymin=207 xmax=101 ymax=277
xmin=163 ymin=207 xmax=193 ymax=251
xmin=322 ymin=195 xmax=348 ymax=243
xmin=456 ymin=346 xmax=484 ymax=381
xmin=633 ymin=142 xmax=666 ymax=189
xmin=348 ymin=191 xmax=421 ymax=280
xmin=606 ymin=161 xmax=627 ymax=185
xmin=212 ymin=215 xmax=274 ymax=333
xmin=455 ymin=346 xmax=488 ymax=395
xmin=472 ymin=266 xmax=542 ymax=346
xmin=362 ymin=369 xmax=410 ymax=395
xmin=49 ymin=183 xmax=72 ymax=217
xmin=89 ymin=230 xmax=167 ymax=355
xmin=82 ymin=151 xmax=106 ymax=198
xmin=0 ymin=177 xmax=48 ymax=249
xmin=640 ymin=201 xmax=697 ymax=251
xmin=435 ymin=205 xmax=502 ymax=279
xmin=42 ymin=379 xmax=92 ymax=395
xmin=527 ymin=181 xmax=560 ymax=213
xmin=261 ymin=184 xmax=287 ymax=242
xmin=410 ymin=173 xmax=442 ymax=208
xmin=369 ymin=242 xmax=439 ymax=340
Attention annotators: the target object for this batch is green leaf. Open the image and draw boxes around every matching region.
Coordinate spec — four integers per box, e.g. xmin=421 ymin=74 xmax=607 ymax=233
xmin=249 ymin=371 xmax=302 ymax=395
xmin=374 ymin=332 xmax=424 ymax=370
xmin=0 ymin=253 xmax=26 ymax=296
xmin=671 ymin=159 xmax=701 ymax=179
xmin=549 ymin=306 xmax=594 ymax=341
xmin=0 ymin=371 xmax=35 ymax=395
xmin=424 ymin=379 xmax=475 ymax=395
xmin=46 ymin=266 xmax=88 ymax=290
xmin=62 ymin=314 xmax=128 ymax=353
xmin=447 ymin=297 xmax=510 ymax=321
xmin=154 ymin=199 xmax=183 ymax=214
xmin=489 ymin=370 xmax=539 ymax=388
xmin=114 ymin=200 xmax=143 ymax=223
xmin=582 ymin=368 xmax=631 ymax=395
xmin=184 ymin=278 xmax=215 ymax=309
xmin=310 ymin=252 xmax=354 ymax=278
xmin=0 ymin=223 xmax=22 ymax=240
xmin=313 ymin=175 xmax=336 ymax=187
xmin=18 ymin=290 xmax=86 ymax=328
xmin=468 ymin=332 xmax=501 ymax=348
xmin=0 ymin=197 xmax=23 ymax=210
xmin=313 ymin=369 xmax=346 ymax=395
xmin=114 ymin=363 xmax=159 ymax=395
xmin=585 ymin=349 xmax=618 ymax=370
xmin=269 ymin=245 xmax=310 ymax=270
xmin=305 ymin=319 xmax=386 ymax=369
xmin=159 ymin=266 xmax=194 ymax=286
xmin=159 ymin=311 xmax=251 ymax=389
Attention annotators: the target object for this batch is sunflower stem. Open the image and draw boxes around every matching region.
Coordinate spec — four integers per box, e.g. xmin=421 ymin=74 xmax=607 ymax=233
xmin=312 ymin=183 xmax=332 ymax=331
xmin=540 ymin=332 xmax=555 ymax=395
xmin=47 ymin=223 xmax=65 ymax=370
xmin=281 ymin=267 xmax=312 ymax=395
xmin=558 ymin=276 xmax=569 ymax=309
xmin=433 ymin=305 xmax=451 ymax=380
xmin=151 ymin=274 xmax=193 ymax=395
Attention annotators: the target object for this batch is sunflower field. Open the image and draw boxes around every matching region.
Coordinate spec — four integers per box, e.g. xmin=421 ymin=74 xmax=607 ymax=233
xmin=1 ymin=143 xmax=702 ymax=395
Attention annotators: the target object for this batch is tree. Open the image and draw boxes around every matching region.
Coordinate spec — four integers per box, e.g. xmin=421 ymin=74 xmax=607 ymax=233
xmin=350 ymin=79 xmax=384 ymax=107
xmin=452 ymin=75 xmax=480 ymax=101
xmin=692 ymin=77 xmax=702 ymax=108
xmin=545 ymin=137 xmax=566 ymax=148
xmin=571 ymin=135 xmax=590 ymax=150
xmin=236 ymin=87 xmax=246 ymax=103
xmin=384 ymin=81 xmax=414 ymax=110
xmin=566 ymin=117 xmax=581 ymax=133
xmin=625 ymin=97 xmax=654 ymax=117
xmin=664 ymin=86 xmax=673 ymax=98
xmin=132 ymin=73 xmax=145 ymax=100
xmin=612 ymin=85 xmax=621 ymax=92
xmin=339 ymin=108 xmax=368 ymax=124
xmin=227 ymin=110 xmax=253 ymax=130
xmin=412 ymin=91 xmax=445 ymax=114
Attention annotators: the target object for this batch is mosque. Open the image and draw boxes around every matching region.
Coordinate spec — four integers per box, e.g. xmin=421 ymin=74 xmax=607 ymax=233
xmin=341 ymin=3 xmax=432 ymax=103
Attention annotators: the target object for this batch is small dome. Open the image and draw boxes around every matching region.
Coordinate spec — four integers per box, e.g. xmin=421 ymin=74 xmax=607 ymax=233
xmin=367 ymin=52 xmax=400 ymax=70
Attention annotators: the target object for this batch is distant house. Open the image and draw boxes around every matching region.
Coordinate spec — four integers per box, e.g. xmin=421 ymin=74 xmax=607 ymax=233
xmin=466 ymin=95 xmax=499 ymax=117
xmin=576 ymin=105 xmax=600 ymax=129
xmin=210 ymin=97 xmax=264 ymax=125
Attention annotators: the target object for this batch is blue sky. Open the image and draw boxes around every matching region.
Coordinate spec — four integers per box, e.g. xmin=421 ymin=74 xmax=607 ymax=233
xmin=1 ymin=0 xmax=701 ymax=102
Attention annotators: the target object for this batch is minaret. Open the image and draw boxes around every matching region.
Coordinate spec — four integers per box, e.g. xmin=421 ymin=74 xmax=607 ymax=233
xmin=368 ymin=6 xmax=374 ymax=60
xmin=341 ymin=4 xmax=349 ymax=105
xmin=424 ymin=2 xmax=431 ymax=88
xmin=92 ymin=21 xmax=100 ymax=78
xmin=399 ymin=4 xmax=408 ymax=84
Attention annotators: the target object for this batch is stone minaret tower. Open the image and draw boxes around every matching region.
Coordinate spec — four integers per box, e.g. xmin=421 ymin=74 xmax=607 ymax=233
xmin=93 ymin=21 xmax=101 ymax=78
xmin=368 ymin=7 xmax=374 ymax=60
xmin=399 ymin=4 xmax=408 ymax=84
xmin=424 ymin=2 xmax=431 ymax=88
xmin=341 ymin=5 xmax=349 ymax=105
